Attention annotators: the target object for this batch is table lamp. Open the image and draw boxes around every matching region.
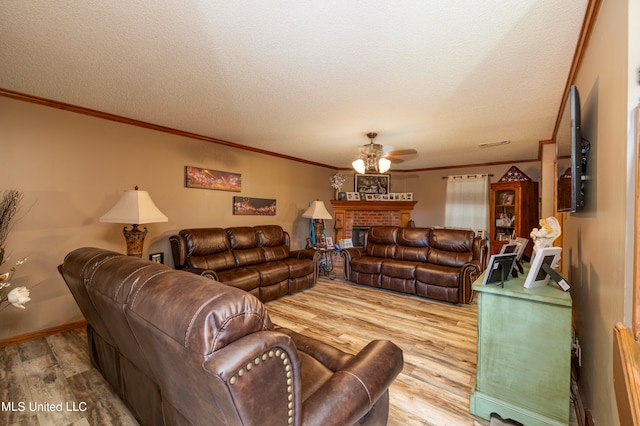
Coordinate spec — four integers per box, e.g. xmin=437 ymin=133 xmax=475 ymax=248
xmin=99 ymin=186 xmax=168 ymax=257
xmin=302 ymin=200 xmax=332 ymax=246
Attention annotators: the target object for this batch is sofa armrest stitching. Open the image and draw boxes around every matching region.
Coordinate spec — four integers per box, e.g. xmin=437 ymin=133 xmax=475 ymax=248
xmin=341 ymin=370 xmax=373 ymax=407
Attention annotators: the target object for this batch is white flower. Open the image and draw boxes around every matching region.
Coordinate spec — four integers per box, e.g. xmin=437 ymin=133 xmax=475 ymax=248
xmin=7 ymin=286 xmax=30 ymax=309
xmin=330 ymin=173 xmax=346 ymax=190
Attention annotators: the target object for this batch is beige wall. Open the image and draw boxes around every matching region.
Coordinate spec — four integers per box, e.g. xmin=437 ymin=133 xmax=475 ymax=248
xmin=0 ymin=97 xmax=336 ymax=340
xmin=1 ymin=95 xmax=542 ymax=342
xmin=561 ymin=0 xmax=637 ymax=424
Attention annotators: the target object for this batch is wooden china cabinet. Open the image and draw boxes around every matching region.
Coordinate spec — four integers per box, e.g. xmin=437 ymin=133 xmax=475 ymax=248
xmin=489 ymin=167 xmax=539 ymax=258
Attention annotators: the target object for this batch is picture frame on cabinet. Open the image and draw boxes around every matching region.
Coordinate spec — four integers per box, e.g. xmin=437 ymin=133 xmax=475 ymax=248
xmin=513 ymin=237 xmax=529 ymax=260
xmin=482 ymin=253 xmax=518 ymax=287
xmin=524 ymin=247 xmax=562 ymax=289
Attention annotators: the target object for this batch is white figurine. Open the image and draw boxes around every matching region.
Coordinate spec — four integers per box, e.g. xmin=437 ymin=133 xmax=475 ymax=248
xmin=530 ymin=216 xmax=561 ymax=264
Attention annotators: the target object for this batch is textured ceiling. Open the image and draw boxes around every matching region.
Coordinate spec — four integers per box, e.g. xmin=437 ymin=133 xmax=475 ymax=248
xmin=0 ymin=1 xmax=588 ymax=170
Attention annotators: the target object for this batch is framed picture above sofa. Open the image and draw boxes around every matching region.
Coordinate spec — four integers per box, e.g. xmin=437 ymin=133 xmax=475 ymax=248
xmin=232 ymin=197 xmax=276 ymax=215
xmin=185 ymin=166 xmax=241 ymax=192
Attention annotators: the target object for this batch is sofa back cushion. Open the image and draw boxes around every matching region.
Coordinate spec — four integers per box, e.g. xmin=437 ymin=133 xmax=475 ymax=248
xmin=427 ymin=228 xmax=475 ymax=267
xmin=126 ymin=266 xmax=273 ymax=355
xmin=365 ymin=226 xmax=398 ymax=258
xmin=395 ymin=227 xmax=430 ymax=262
xmin=227 ymin=227 xmax=266 ymax=266
xmin=255 ymin=225 xmax=290 ymax=261
xmin=179 ymin=229 xmax=236 ymax=271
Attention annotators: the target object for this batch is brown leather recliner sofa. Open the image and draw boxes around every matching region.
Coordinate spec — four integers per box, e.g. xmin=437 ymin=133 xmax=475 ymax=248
xmin=170 ymin=225 xmax=318 ymax=302
xmin=59 ymin=247 xmax=403 ymax=426
xmin=342 ymin=226 xmax=486 ymax=304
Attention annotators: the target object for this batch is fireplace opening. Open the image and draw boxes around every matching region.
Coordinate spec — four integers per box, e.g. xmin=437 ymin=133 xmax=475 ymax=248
xmin=352 ymin=226 xmax=371 ymax=248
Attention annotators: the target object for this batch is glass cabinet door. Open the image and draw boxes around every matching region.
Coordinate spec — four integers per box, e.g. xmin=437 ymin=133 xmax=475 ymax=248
xmin=494 ymin=189 xmax=516 ymax=241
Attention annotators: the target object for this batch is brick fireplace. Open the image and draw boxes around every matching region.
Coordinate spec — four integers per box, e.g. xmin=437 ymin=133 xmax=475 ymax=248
xmin=329 ymin=200 xmax=417 ymax=244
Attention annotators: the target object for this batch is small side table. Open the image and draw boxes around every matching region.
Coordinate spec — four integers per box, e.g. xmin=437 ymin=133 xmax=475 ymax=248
xmin=316 ymin=247 xmax=337 ymax=280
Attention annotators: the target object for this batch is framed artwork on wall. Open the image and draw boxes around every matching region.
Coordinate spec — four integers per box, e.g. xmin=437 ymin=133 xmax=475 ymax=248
xmin=185 ymin=166 xmax=242 ymax=192
xmin=232 ymin=197 xmax=276 ymax=215
xmin=355 ymin=174 xmax=390 ymax=196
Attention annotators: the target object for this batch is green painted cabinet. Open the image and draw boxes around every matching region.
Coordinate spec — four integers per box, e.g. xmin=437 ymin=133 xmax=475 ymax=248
xmin=470 ymin=271 xmax=572 ymax=425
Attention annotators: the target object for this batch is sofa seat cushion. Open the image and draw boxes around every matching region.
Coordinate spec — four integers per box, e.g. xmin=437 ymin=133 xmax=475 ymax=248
xmin=415 ymin=263 xmax=460 ymax=288
xmin=284 ymin=258 xmax=314 ymax=278
xmin=381 ymin=259 xmax=417 ymax=279
xmin=215 ymin=268 xmax=261 ymax=292
xmin=250 ymin=262 xmax=290 ymax=286
xmin=350 ymin=256 xmax=384 ymax=274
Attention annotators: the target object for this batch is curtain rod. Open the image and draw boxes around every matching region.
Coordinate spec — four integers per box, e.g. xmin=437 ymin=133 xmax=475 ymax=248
xmin=441 ymin=174 xmax=494 ymax=179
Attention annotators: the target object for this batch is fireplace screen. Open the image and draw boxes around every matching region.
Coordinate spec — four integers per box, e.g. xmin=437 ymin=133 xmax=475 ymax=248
xmin=352 ymin=226 xmax=371 ymax=248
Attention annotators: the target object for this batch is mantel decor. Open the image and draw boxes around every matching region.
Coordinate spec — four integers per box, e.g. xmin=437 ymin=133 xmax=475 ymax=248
xmin=355 ymin=174 xmax=390 ymax=197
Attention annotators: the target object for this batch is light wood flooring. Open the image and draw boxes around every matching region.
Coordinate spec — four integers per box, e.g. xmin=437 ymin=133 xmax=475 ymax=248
xmin=0 ymin=273 xmax=574 ymax=425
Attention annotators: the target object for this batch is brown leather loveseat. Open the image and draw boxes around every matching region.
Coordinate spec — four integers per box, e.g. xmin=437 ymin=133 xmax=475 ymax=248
xmin=342 ymin=226 xmax=486 ymax=304
xmin=59 ymin=247 xmax=404 ymax=425
xmin=170 ymin=225 xmax=318 ymax=302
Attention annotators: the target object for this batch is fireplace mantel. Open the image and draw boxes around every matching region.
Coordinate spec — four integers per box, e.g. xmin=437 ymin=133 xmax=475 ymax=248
xmin=330 ymin=200 xmax=417 ymax=242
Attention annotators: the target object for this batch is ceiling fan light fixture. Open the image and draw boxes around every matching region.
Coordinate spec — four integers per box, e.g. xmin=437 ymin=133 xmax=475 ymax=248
xmin=352 ymin=158 xmax=366 ymax=174
xmin=378 ymin=158 xmax=391 ymax=173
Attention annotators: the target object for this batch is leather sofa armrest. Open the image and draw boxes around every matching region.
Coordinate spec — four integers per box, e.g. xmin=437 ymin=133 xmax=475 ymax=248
xmin=300 ymin=339 xmax=403 ymax=426
xmin=340 ymin=247 xmax=366 ymax=280
xmin=460 ymin=260 xmax=482 ymax=304
xmin=169 ymin=234 xmax=187 ymax=268
xmin=203 ymin=331 xmax=303 ymax=425
xmin=277 ymin=327 xmax=352 ymax=371
xmin=290 ymin=249 xmax=320 ymax=283
xmin=289 ymin=248 xmax=318 ymax=261
xmin=472 ymin=236 xmax=488 ymax=270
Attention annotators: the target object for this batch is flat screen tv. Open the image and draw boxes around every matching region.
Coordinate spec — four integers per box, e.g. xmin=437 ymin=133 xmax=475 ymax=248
xmin=557 ymin=85 xmax=590 ymax=212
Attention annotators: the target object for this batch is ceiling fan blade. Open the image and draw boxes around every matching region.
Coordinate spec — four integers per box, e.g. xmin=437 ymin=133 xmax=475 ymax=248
xmin=388 ymin=157 xmax=405 ymax=164
xmin=385 ymin=148 xmax=418 ymax=157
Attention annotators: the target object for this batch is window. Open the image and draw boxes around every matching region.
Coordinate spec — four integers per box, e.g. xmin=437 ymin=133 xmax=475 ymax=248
xmin=444 ymin=174 xmax=490 ymax=233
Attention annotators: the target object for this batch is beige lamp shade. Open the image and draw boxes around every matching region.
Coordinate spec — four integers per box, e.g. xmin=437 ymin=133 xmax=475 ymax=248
xmin=302 ymin=201 xmax=332 ymax=220
xmin=100 ymin=187 xmax=168 ymax=257
xmin=100 ymin=188 xmax=168 ymax=225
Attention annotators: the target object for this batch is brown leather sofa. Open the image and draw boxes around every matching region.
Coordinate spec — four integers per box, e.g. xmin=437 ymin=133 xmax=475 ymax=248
xmin=59 ymin=247 xmax=403 ymax=426
xmin=342 ymin=226 xmax=486 ymax=304
xmin=170 ymin=225 xmax=318 ymax=302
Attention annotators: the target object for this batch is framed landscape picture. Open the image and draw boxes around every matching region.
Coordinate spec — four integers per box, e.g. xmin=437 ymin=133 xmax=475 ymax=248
xmin=355 ymin=174 xmax=390 ymax=196
xmin=185 ymin=166 xmax=241 ymax=192
xmin=233 ymin=197 xmax=276 ymax=216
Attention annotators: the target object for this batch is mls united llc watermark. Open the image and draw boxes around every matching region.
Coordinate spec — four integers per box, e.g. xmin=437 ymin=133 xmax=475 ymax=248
xmin=2 ymin=401 xmax=88 ymax=412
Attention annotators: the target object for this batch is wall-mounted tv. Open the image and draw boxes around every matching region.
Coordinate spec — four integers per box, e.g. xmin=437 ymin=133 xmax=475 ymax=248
xmin=557 ymin=85 xmax=590 ymax=212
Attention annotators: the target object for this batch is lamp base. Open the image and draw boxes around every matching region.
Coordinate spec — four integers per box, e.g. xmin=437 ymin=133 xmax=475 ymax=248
xmin=123 ymin=224 xmax=147 ymax=257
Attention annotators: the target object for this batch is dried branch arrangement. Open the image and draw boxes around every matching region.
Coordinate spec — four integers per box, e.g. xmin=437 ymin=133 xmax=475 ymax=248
xmin=0 ymin=190 xmax=24 ymax=258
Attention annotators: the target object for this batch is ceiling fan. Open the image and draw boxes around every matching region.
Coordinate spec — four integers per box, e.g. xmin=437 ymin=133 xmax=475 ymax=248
xmin=352 ymin=132 xmax=418 ymax=174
